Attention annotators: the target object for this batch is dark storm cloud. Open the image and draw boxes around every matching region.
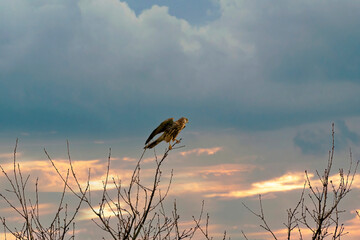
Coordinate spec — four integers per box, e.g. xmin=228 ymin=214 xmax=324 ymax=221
xmin=1 ymin=0 xmax=360 ymax=137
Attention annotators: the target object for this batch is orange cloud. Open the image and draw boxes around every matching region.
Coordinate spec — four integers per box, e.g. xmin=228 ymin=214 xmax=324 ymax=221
xmin=119 ymin=155 xmax=157 ymax=163
xmin=180 ymin=147 xmax=223 ymax=156
xmin=168 ymin=164 xmax=256 ymax=195
xmin=171 ymin=163 xmax=256 ymax=180
xmin=0 ymin=233 xmax=16 ymax=240
xmin=341 ymin=214 xmax=360 ymax=238
xmin=206 ymin=172 xmax=309 ymax=198
xmin=0 ymin=158 xmax=134 ymax=192
xmin=241 ymin=225 xmax=313 ymax=240
xmin=122 ymin=156 xmax=137 ymax=162
xmin=346 ymin=173 xmax=360 ymax=189
xmin=196 ymin=163 xmax=255 ymax=177
xmin=0 ymin=152 xmax=22 ymax=159
xmin=0 ymin=203 xmax=58 ymax=222
xmin=78 ymin=205 xmax=130 ymax=221
xmin=242 ymin=213 xmax=360 ymax=240
xmin=203 ymin=168 xmax=360 ymax=199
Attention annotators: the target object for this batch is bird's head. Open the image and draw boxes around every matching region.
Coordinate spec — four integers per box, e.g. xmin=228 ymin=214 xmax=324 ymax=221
xmin=178 ymin=117 xmax=189 ymax=124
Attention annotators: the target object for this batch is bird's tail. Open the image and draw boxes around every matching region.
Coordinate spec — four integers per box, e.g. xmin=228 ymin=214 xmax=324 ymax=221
xmin=144 ymin=138 xmax=162 ymax=149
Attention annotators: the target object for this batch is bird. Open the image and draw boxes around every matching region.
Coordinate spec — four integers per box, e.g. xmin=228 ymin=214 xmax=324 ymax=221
xmin=144 ymin=117 xmax=189 ymax=150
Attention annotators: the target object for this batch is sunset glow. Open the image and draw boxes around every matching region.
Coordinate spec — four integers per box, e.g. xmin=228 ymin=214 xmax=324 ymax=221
xmin=205 ymin=172 xmax=309 ymax=198
xmin=180 ymin=147 xmax=223 ymax=156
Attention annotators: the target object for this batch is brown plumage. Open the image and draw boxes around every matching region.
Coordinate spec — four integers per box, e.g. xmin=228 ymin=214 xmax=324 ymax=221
xmin=144 ymin=117 xmax=189 ymax=149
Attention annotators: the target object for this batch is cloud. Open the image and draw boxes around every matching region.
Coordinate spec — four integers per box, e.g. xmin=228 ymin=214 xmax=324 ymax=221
xmin=180 ymin=147 xmax=223 ymax=156
xmin=196 ymin=163 xmax=250 ymax=177
xmin=122 ymin=156 xmax=137 ymax=162
xmin=1 ymin=203 xmax=56 ymax=219
xmin=0 ymin=152 xmax=20 ymax=159
xmin=293 ymin=129 xmax=330 ymax=155
xmin=294 ymin=120 xmax=360 ymax=155
xmin=337 ymin=119 xmax=360 ymax=144
xmin=203 ymin=166 xmax=359 ymax=199
xmin=187 ymin=163 xmax=256 ymax=177
xmin=123 ymin=0 xmax=220 ymax=25
xmin=0 ymin=158 xmax=133 ymax=192
xmin=167 ymin=163 xmax=257 ymax=195
xmin=78 ymin=205 xmax=129 ymax=221
xmin=0 ymin=233 xmax=16 ymax=240
xmin=242 ymin=215 xmax=360 ymax=240
xmin=206 ymin=172 xmax=308 ymax=198
xmin=1 ymin=0 xmax=360 ymax=136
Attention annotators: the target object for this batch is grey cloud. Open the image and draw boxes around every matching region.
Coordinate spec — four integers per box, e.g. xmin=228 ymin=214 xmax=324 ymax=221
xmin=226 ymin=0 xmax=360 ymax=84
xmin=294 ymin=120 xmax=360 ymax=155
xmin=337 ymin=119 xmax=360 ymax=144
xmin=293 ymin=129 xmax=330 ymax=155
xmin=1 ymin=0 xmax=360 ymax=137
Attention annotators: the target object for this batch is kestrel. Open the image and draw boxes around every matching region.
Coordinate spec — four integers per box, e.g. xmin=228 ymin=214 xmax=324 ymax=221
xmin=144 ymin=117 xmax=189 ymax=150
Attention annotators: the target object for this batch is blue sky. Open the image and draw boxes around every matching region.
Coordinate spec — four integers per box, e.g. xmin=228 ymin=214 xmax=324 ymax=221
xmin=1 ymin=0 xmax=360 ymax=239
xmin=124 ymin=0 xmax=221 ymax=24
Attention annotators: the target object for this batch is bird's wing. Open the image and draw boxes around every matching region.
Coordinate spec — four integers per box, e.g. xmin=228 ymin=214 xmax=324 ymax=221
xmin=145 ymin=118 xmax=174 ymax=144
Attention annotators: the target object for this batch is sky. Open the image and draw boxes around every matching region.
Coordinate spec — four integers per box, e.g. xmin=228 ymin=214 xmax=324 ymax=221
xmin=1 ymin=0 xmax=360 ymax=239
